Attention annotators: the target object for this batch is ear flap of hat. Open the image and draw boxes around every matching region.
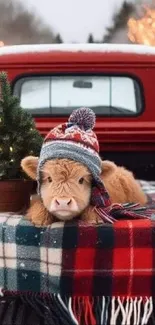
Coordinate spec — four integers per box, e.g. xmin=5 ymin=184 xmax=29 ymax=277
xmin=21 ymin=156 xmax=39 ymax=180
xmin=91 ymin=176 xmax=111 ymax=208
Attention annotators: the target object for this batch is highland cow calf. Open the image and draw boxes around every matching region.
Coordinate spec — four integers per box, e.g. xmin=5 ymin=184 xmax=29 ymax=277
xmin=21 ymin=157 xmax=147 ymax=226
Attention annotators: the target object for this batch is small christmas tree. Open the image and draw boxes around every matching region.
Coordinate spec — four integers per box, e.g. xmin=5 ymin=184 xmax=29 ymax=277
xmin=0 ymin=72 xmax=43 ymax=180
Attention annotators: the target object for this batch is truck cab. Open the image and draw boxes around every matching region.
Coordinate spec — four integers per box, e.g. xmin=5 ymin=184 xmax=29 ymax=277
xmin=1 ymin=43 xmax=155 ymax=180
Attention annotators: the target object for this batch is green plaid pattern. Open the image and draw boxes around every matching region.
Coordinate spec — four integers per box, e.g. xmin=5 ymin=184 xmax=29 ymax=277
xmin=0 ymin=214 xmax=64 ymax=294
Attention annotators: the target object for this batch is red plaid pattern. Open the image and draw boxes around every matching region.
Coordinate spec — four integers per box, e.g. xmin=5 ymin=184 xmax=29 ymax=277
xmin=60 ymin=219 xmax=155 ymax=297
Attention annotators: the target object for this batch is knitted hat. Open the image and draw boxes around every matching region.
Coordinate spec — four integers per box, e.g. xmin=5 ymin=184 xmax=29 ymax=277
xmin=37 ymin=107 xmax=111 ymax=209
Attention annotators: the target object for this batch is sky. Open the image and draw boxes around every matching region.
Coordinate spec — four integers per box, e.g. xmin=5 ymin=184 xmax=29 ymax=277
xmin=25 ymin=0 xmax=130 ymax=42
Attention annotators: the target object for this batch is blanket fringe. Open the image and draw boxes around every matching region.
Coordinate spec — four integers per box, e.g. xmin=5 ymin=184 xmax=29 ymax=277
xmin=95 ymin=202 xmax=154 ymax=224
xmin=2 ymin=293 xmax=153 ymax=325
xmin=63 ymin=296 xmax=153 ymax=325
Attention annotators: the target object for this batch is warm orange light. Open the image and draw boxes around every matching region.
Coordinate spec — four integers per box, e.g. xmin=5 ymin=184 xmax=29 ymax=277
xmin=128 ymin=5 xmax=155 ymax=46
xmin=0 ymin=41 xmax=4 ymax=47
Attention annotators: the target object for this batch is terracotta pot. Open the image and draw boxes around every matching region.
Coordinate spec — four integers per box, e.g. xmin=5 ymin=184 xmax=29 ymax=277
xmin=0 ymin=179 xmax=33 ymax=213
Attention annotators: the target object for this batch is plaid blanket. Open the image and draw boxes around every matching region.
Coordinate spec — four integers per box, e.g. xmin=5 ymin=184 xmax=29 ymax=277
xmin=0 ymin=214 xmax=155 ymax=324
xmin=1 ymin=214 xmax=155 ymax=297
xmin=0 ymin=179 xmax=155 ymax=324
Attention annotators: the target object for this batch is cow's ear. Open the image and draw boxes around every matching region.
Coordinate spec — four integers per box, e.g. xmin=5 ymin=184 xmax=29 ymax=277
xmin=21 ymin=156 xmax=39 ymax=180
xmin=100 ymin=160 xmax=117 ymax=176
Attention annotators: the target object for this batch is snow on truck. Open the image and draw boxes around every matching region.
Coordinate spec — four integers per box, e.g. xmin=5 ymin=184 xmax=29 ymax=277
xmin=0 ymin=43 xmax=155 ymax=180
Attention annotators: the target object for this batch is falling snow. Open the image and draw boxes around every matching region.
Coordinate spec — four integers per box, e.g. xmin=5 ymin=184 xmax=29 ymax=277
xmin=22 ymin=273 xmax=28 ymax=279
xmin=20 ymin=263 xmax=25 ymax=268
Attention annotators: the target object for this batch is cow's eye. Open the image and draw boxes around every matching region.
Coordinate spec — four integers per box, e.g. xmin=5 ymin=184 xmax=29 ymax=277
xmin=79 ymin=177 xmax=84 ymax=184
xmin=48 ymin=176 xmax=52 ymax=183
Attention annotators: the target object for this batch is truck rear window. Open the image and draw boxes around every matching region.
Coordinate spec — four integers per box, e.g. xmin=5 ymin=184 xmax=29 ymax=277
xmin=14 ymin=75 xmax=143 ymax=116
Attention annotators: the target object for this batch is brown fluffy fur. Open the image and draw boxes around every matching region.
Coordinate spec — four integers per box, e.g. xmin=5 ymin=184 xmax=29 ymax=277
xmin=21 ymin=157 xmax=147 ymax=226
xmin=101 ymin=161 xmax=147 ymax=205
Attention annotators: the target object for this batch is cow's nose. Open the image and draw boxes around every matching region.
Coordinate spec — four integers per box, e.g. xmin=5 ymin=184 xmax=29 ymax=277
xmin=55 ymin=198 xmax=72 ymax=208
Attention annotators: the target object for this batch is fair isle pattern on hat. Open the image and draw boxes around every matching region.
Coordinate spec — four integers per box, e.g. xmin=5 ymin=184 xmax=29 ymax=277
xmin=44 ymin=122 xmax=99 ymax=152
xmin=37 ymin=107 xmax=103 ymax=193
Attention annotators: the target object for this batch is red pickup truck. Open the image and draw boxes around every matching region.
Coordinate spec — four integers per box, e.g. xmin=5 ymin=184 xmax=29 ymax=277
xmin=0 ymin=43 xmax=155 ymax=180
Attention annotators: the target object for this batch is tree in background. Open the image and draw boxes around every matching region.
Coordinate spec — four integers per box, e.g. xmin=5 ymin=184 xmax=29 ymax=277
xmin=87 ymin=33 xmax=94 ymax=43
xmin=103 ymin=1 xmax=135 ymax=43
xmin=54 ymin=33 xmax=63 ymax=43
xmin=0 ymin=0 xmax=62 ymax=45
